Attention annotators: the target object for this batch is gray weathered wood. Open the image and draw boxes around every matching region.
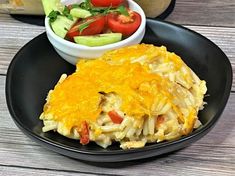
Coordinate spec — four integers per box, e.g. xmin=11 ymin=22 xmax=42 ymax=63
xmin=0 ymin=166 xmax=96 ymax=176
xmin=1 ymin=0 xmax=234 ymax=27
xmin=167 ymin=0 xmax=235 ymax=27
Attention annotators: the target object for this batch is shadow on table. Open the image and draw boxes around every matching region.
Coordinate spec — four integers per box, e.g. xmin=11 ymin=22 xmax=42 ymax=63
xmin=72 ymin=150 xmax=180 ymax=168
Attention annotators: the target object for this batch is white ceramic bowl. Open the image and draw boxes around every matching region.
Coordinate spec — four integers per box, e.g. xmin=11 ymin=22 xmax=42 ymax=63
xmin=45 ymin=0 xmax=146 ymax=65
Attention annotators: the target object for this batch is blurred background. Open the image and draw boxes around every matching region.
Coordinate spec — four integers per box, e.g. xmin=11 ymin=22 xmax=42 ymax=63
xmin=0 ymin=0 xmax=174 ymax=19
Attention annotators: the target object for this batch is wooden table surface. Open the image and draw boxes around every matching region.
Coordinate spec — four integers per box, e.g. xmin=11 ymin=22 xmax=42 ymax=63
xmin=0 ymin=0 xmax=235 ymax=175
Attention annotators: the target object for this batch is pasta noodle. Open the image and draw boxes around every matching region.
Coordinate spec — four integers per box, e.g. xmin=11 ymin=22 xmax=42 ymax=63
xmin=39 ymin=44 xmax=207 ymax=149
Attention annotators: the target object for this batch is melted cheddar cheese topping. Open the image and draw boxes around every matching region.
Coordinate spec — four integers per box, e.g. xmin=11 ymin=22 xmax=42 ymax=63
xmin=100 ymin=44 xmax=183 ymax=70
xmin=43 ymin=44 xmax=193 ymax=131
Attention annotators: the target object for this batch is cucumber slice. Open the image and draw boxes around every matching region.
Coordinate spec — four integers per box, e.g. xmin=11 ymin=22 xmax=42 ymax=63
xmin=51 ymin=15 xmax=77 ymax=38
xmin=74 ymin=33 xmax=122 ymax=47
xmin=70 ymin=8 xmax=92 ymax=18
xmin=42 ymin=0 xmax=64 ymax=16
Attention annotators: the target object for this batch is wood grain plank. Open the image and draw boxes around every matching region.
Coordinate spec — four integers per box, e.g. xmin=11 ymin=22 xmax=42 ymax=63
xmin=1 ymin=0 xmax=235 ymax=27
xmin=0 ymin=14 xmax=45 ymax=75
xmin=0 ymin=76 xmax=234 ymax=176
xmin=0 ymin=166 xmax=96 ymax=176
xmin=167 ymin=0 xmax=235 ymax=27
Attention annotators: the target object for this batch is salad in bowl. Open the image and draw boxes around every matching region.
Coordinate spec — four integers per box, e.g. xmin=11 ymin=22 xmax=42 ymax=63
xmin=42 ymin=0 xmax=146 ymax=64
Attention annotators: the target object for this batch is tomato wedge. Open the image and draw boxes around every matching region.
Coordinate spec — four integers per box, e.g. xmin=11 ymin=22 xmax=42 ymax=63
xmin=66 ymin=15 xmax=106 ymax=41
xmin=91 ymin=0 xmax=125 ymax=7
xmin=79 ymin=121 xmax=90 ymax=145
xmin=107 ymin=10 xmax=141 ymax=36
xmin=108 ymin=110 xmax=123 ymax=124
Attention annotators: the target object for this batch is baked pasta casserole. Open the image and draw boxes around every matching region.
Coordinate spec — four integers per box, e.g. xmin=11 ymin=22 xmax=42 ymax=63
xmin=39 ymin=44 xmax=207 ymax=149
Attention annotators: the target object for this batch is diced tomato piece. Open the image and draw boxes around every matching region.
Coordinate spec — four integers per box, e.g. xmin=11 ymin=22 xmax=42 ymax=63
xmin=156 ymin=115 xmax=165 ymax=128
xmin=66 ymin=15 xmax=106 ymax=41
xmin=91 ymin=0 xmax=125 ymax=7
xmin=80 ymin=121 xmax=90 ymax=145
xmin=107 ymin=10 xmax=141 ymax=36
xmin=108 ymin=110 xmax=123 ymax=124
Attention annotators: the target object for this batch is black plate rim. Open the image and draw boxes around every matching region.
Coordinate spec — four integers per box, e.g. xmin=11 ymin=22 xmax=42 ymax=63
xmin=5 ymin=19 xmax=233 ymax=158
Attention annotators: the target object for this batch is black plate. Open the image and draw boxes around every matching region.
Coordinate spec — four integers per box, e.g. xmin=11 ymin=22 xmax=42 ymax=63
xmin=6 ymin=19 xmax=232 ymax=162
